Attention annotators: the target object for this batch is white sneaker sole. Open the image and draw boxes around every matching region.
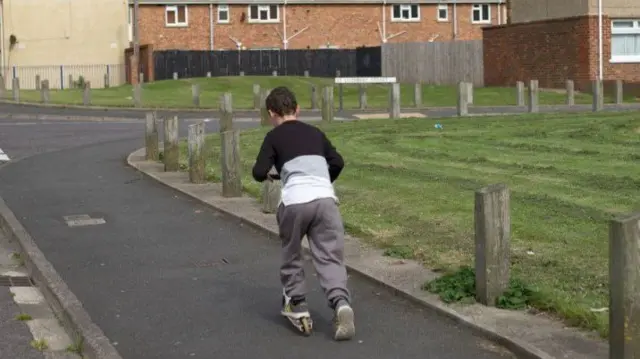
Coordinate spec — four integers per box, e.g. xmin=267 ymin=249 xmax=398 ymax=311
xmin=334 ymin=306 xmax=355 ymax=341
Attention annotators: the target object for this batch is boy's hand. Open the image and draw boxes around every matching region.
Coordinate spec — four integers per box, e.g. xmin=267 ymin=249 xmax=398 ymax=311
xmin=267 ymin=173 xmax=281 ymax=181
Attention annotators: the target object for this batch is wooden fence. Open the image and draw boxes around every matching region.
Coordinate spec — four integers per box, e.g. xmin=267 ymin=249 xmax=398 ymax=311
xmin=381 ymin=40 xmax=484 ymax=86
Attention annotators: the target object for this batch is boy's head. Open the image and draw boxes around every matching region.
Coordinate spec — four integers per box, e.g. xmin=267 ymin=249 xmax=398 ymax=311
xmin=265 ymin=86 xmax=299 ymax=126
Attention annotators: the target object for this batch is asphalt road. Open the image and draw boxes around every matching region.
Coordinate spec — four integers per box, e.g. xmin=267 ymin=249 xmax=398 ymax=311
xmin=0 ymin=108 xmax=519 ymax=358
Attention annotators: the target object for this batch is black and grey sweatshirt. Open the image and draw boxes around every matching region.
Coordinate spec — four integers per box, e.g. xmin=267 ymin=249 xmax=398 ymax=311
xmin=251 ymin=120 xmax=344 ymax=206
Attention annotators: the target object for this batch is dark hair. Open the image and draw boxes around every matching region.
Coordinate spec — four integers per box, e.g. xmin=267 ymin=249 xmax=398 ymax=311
xmin=265 ymin=86 xmax=298 ymax=117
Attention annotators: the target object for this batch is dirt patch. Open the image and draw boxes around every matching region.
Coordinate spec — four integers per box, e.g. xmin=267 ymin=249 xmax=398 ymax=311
xmin=634 ymin=127 xmax=640 ymax=134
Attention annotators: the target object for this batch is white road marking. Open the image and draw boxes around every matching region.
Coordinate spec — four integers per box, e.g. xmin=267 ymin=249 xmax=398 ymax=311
xmin=9 ymin=287 xmax=45 ymax=305
xmin=63 ymin=214 xmax=106 ymax=227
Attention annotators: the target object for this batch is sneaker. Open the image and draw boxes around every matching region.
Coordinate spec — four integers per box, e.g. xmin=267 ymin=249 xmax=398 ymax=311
xmin=333 ymin=303 xmax=355 ymax=341
xmin=281 ymin=290 xmax=310 ymax=320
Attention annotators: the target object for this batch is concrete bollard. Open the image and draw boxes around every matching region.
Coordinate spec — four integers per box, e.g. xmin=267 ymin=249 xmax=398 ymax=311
xmin=192 ymin=84 xmax=201 ymax=107
xmin=389 ymin=83 xmax=400 ymax=118
xmin=466 ymin=82 xmax=474 ymax=104
xmin=272 ymin=70 xmax=278 ymax=76
xmin=304 ymin=70 xmax=310 ymax=77
xmin=359 ymin=84 xmax=367 ymax=110
xmin=219 ymin=93 xmax=233 ymax=133
xmin=144 ymin=112 xmax=159 ymax=161
xmin=260 ymin=89 xmax=271 ymax=126
xmin=528 ymin=80 xmax=539 ymax=113
xmin=206 ymin=71 xmax=212 ymax=78
xmin=82 ymin=81 xmax=91 ymax=106
xmin=457 ymin=81 xmax=468 ymax=116
xmin=516 ymin=81 xmax=525 ymax=107
xmin=253 ymin=84 xmax=261 ymax=110
xmin=474 ymin=183 xmax=511 ymax=306
xmin=104 ymin=73 xmax=110 ymax=88
xmin=413 ymin=83 xmax=422 ymax=108
xmin=12 ymin=77 xmax=19 ymax=102
xmin=566 ymin=80 xmax=575 ymax=106
xmin=133 ymin=84 xmax=142 ymax=108
xmin=35 ymin=75 xmax=41 ymax=90
xmin=188 ymin=121 xmax=206 ymax=184
xmin=40 ymin=80 xmax=50 ymax=104
xmin=163 ymin=116 xmax=179 ymax=172
xmin=321 ymin=86 xmax=334 ymax=122
xmin=615 ymin=79 xmax=623 ymax=105
xmin=221 ymin=130 xmax=243 ymax=197
xmin=592 ymin=80 xmax=603 ymax=112
xmin=310 ymin=85 xmax=318 ymax=110
xmin=261 ymin=167 xmax=281 ymax=213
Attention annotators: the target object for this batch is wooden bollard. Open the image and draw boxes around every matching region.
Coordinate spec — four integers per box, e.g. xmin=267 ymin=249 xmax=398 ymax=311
xmin=163 ymin=116 xmax=179 ymax=172
xmin=457 ymin=81 xmax=468 ymax=116
xmin=474 ymin=183 xmax=511 ymax=306
xmin=310 ymin=85 xmax=318 ymax=110
xmin=389 ymin=83 xmax=400 ymax=118
xmin=35 ymin=75 xmax=41 ymax=90
xmin=68 ymin=74 xmax=73 ymax=88
xmin=609 ymin=212 xmax=640 ymax=359
xmin=188 ymin=122 xmax=206 ymax=183
xmin=516 ymin=81 xmax=525 ymax=106
xmin=253 ymin=84 xmax=261 ymax=110
xmin=219 ymin=93 xmax=233 ymax=132
xmin=592 ymin=79 xmax=603 ymax=112
xmin=221 ymin=130 xmax=242 ymax=197
xmin=133 ymin=83 xmax=142 ymax=108
xmin=192 ymin=84 xmax=200 ymax=107
xmin=321 ymin=86 xmax=334 ymax=122
xmin=566 ymin=80 xmax=575 ymax=105
xmin=528 ymin=80 xmax=539 ymax=113
xmin=359 ymin=84 xmax=367 ymax=109
xmin=261 ymin=167 xmax=281 ymax=213
xmin=413 ymin=83 xmax=422 ymax=108
xmin=615 ymin=79 xmax=623 ymax=105
xmin=12 ymin=77 xmax=19 ymax=102
xmin=40 ymin=80 xmax=50 ymax=104
xmin=144 ymin=112 xmax=159 ymax=161
xmin=82 ymin=81 xmax=91 ymax=106
xmin=260 ymin=89 xmax=270 ymax=126
xmin=104 ymin=73 xmax=110 ymax=88
xmin=337 ymin=71 xmax=344 ymax=111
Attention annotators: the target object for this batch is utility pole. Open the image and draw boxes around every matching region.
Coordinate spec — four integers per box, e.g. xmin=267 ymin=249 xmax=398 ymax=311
xmin=133 ymin=0 xmax=140 ymax=83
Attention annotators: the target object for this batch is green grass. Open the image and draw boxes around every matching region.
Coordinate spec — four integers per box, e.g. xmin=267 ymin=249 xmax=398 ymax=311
xmin=175 ymin=111 xmax=640 ymax=337
xmin=14 ymin=76 xmax=621 ymax=109
xmin=15 ymin=313 xmax=32 ymax=321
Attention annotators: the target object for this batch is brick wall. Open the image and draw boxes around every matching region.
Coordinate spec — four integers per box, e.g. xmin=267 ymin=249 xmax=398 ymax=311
xmin=138 ymin=3 xmax=502 ymax=50
xmin=483 ymin=15 xmax=640 ymax=98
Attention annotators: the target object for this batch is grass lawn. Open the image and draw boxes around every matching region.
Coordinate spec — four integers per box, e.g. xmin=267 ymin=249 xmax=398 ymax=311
xmin=12 ymin=76 xmax=621 ymax=109
xmin=176 ymin=111 xmax=640 ymax=337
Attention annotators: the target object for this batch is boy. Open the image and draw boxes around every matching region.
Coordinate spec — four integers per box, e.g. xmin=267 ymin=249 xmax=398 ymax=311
xmin=251 ymin=86 xmax=355 ymax=341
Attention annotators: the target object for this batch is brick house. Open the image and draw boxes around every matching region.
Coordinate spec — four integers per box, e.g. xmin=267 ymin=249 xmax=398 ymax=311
xmin=483 ymin=0 xmax=640 ymax=94
xmin=130 ymin=0 xmax=507 ymax=50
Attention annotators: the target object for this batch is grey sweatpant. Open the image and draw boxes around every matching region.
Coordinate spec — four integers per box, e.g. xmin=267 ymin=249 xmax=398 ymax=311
xmin=276 ymin=197 xmax=350 ymax=308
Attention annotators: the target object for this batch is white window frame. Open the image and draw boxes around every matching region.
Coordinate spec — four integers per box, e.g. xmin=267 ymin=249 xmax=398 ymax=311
xmin=165 ymin=5 xmax=188 ymax=27
xmin=437 ymin=4 xmax=448 ymax=22
xmin=610 ymin=19 xmax=640 ymax=63
xmin=391 ymin=4 xmax=420 ymax=22
xmin=217 ymin=5 xmax=230 ymax=23
xmin=247 ymin=4 xmax=280 ymax=23
xmin=128 ymin=6 xmax=133 ymax=42
xmin=471 ymin=4 xmax=490 ymax=24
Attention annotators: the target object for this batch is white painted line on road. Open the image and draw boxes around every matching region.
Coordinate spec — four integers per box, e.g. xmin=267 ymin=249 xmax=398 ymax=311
xmin=9 ymin=287 xmax=45 ymax=305
xmin=63 ymin=214 xmax=106 ymax=227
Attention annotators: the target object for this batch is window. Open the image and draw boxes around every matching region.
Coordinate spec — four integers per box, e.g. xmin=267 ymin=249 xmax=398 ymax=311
xmin=391 ymin=4 xmax=420 ymax=22
xmin=611 ymin=20 xmax=640 ymax=63
xmin=165 ymin=5 xmax=188 ymax=27
xmin=437 ymin=4 xmax=448 ymax=21
xmin=248 ymin=5 xmax=279 ymax=23
xmin=128 ymin=6 xmax=133 ymax=41
xmin=471 ymin=4 xmax=490 ymax=24
xmin=218 ymin=5 xmax=229 ymax=23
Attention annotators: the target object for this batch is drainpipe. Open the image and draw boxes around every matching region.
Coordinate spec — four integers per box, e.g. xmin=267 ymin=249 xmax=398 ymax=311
xmin=382 ymin=0 xmax=387 ymax=42
xmin=283 ymin=1 xmax=287 ymax=49
xmin=209 ymin=4 xmax=214 ymax=50
xmin=453 ymin=0 xmax=458 ymax=39
xmin=597 ymin=0 xmax=603 ymax=81
xmin=0 ymin=1 xmax=5 ymax=71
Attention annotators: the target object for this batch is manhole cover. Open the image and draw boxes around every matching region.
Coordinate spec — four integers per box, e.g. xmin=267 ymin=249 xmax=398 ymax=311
xmin=0 ymin=275 xmax=34 ymax=287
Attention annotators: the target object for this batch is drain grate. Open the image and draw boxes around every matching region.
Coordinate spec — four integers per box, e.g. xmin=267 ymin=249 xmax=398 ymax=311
xmin=0 ymin=275 xmax=34 ymax=287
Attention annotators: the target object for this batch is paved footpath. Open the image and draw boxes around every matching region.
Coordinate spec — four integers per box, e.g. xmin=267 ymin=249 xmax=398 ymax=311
xmin=0 ymin=120 xmax=516 ymax=358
